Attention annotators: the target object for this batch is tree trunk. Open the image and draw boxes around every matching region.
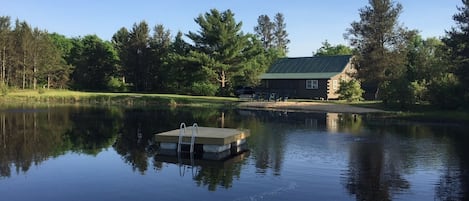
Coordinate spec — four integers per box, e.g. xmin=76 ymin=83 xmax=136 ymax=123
xmin=33 ymin=58 xmax=37 ymax=90
xmin=374 ymin=86 xmax=380 ymax=100
xmin=47 ymin=74 xmax=51 ymax=89
xmin=217 ymin=70 xmax=227 ymax=88
xmin=1 ymin=46 xmax=5 ymax=84
xmin=22 ymin=51 xmax=26 ymax=89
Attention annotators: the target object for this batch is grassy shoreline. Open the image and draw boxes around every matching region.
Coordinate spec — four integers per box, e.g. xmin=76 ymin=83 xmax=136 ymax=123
xmin=1 ymin=89 xmax=239 ymax=108
xmin=2 ymin=89 xmax=468 ymax=123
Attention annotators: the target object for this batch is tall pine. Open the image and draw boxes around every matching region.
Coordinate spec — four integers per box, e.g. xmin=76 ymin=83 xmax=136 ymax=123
xmin=187 ymin=9 xmax=248 ymax=91
xmin=346 ymin=0 xmax=411 ymax=100
xmin=444 ymin=0 xmax=469 ymax=105
xmin=254 ymin=13 xmax=290 ymax=56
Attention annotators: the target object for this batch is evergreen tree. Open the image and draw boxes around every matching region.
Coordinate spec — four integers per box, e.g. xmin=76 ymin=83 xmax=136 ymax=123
xmin=69 ymin=35 xmax=119 ymax=90
xmin=443 ymin=0 xmax=469 ymax=106
xmin=254 ymin=13 xmax=290 ymax=57
xmin=0 ymin=16 xmax=12 ymax=85
xmin=273 ymin=13 xmax=290 ymax=56
xmin=187 ymin=9 xmax=248 ymax=92
xmin=40 ymin=34 xmax=72 ymax=89
xmin=254 ymin=15 xmax=274 ymax=49
xmin=128 ymin=21 xmax=151 ymax=91
xmin=111 ymin=27 xmax=130 ymax=85
xmin=165 ymin=31 xmax=195 ymax=93
xmin=346 ymin=0 xmax=412 ymax=100
xmin=13 ymin=20 xmax=34 ymax=89
xmin=149 ymin=24 xmax=171 ymax=91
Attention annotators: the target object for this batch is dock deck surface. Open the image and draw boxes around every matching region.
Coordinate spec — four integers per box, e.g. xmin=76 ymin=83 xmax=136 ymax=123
xmin=155 ymin=127 xmax=249 ymax=145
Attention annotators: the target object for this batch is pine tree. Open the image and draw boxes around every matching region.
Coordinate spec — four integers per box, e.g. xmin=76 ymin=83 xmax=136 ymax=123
xmin=149 ymin=24 xmax=171 ymax=91
xmin=273 ymin=13 xmax=290 ymax=56
xmin=346 ymin=0 xmax=412 ymax=100
xmin=254 ymin=15 xmax=274 ymax=49
xmin=443 ymin=0 xmax=469 ymax=105
xmin=254 ymin=13 xmax=290 ymax=57
xmin=0 ymin=16 xmax=12 ymax=85
xmin=187 ymin=9 xmax=248 ymax=91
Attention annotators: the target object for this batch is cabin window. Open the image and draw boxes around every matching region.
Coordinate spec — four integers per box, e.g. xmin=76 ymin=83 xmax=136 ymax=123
xmin=306 ymin=80 xmax=318 ymax=89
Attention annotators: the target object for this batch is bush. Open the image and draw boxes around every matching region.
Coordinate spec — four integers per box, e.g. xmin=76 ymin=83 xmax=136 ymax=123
xmin=107 ymin=77 xmax=127 ymax=92
xmin=427 ymin=73 xmax=463 ymax=109
xmin=0 ymin=82 xmax=7 ymax=96
xmin=191 ymin=82 xmax=218 ymax=96
xmin=409 ymin=80 xmax=428 ymax=104
xmin=336 ymin=79 xmax=364 ymax=102
xmin=38 ymin=87 xmax=46 ymax=94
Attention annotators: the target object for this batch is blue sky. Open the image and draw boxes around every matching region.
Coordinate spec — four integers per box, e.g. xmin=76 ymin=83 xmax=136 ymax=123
xmin=0 ymin=0 xmax=462 ymax=57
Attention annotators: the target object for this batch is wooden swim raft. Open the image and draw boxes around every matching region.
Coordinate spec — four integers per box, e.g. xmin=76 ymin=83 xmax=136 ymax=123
xmin=155 ymin=124 xmax=250 ymax=153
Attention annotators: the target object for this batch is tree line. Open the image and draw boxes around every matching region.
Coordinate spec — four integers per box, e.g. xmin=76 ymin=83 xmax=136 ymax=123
xmin=2 ymin=1 xmax=468 ymax=109
xmin=343 ymin=0 xmax=469 ymax=109
xmin=0 ymin=10 xmax=289 ymax=96
xmin=311 ymin=0 xmax=468 ymax=109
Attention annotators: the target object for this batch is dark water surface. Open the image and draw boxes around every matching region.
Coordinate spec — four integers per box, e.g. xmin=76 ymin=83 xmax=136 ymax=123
xmin=0 ymin=106 xmax=468 ymax=201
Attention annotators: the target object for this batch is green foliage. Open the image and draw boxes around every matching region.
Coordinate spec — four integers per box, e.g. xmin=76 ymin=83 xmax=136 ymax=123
xmin=336 ymin=80 xmax=364 ymax=102
xmin=443 ymin=0 xmax=469 ymax=107
xmin=191 ymin=82 xmax=218 ymax=96
xmin=346 ymin=0 xmax=412 ymax=99
xmin=427 ymin=73 xmax=463 ymax=109
xmin=314 ymin=40 xmax=352 ymax=56
xmin=69 ymin=35 xmax=119 ymax=91
xmin=409 ymin=80 xmax=427 ymax=104
xmin=254 ymin=13 xmax=290 ymax=56
xmin=106 ymin=76 xmax=127 ymax=92
xmin=379 ymin=79 xmax=415 ymax=108
xmin=254 ymin=15 xmax=274 ymax=49
xmin=0 ymin=82 xmax=8 ymax=96
xmin=273 ymin=13 xmax=290 ymax=56
xmin=186 ymin=9 xmax=273 ymax=94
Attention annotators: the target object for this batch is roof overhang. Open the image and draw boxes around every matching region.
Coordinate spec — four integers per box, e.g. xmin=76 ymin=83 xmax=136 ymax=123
xmin=260 ymin=72 xmax=340 ymax=79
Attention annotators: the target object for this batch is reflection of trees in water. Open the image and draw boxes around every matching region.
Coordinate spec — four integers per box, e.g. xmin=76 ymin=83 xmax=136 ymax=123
xmin=343 ymin=141 xmax=410 ymax=201
xmin=0 ymin=109 xmax=72 ymax=178
xmin=193 ymin=157 xmax=245 ymax=191
xmin=235 ymin=110 xmax=294 ymax=175
xmin=0 ymin=107 xmax=122 ymax=178
xmin=113 ymin=107 xmax=226 ymax=174
xmin=65 ymin=107 xmax=122 ymax=155
xmin=343 ymin=122 xmax=469 ymax=201
xmin=435 ymin=129 xmax=469 ymax=201
xmin=342 ymin=122 xmax=444 ymax=200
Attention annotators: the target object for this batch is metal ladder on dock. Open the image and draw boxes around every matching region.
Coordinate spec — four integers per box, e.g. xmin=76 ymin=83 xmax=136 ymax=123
xmin=177 ymin=123 xmax=198 ymax=153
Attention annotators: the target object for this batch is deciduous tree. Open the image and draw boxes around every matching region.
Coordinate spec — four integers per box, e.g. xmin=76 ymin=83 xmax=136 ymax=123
xmin=314 ymin=40 xmax=352 ymax=56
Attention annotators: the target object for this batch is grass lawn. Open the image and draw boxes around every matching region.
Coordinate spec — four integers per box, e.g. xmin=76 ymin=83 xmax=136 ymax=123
xmin=1 ymin=89 xmax=239 ymax=107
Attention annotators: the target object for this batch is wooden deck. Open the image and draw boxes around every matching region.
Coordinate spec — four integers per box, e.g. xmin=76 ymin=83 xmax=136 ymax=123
xmin=155 ymin=127 xmax=249 ymax=145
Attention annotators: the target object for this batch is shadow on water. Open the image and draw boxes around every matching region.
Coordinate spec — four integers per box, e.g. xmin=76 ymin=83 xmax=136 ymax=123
xmin=0 ymin=106 xmax=468 ymax=200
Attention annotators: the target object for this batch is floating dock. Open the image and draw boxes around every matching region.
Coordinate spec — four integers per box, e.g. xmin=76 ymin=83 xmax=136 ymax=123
xmin=155 ymin=126 xmax=249 ymax=153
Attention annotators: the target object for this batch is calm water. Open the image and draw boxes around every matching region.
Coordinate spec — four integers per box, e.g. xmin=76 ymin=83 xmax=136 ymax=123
xmin=0 ymin=106 xmax=468 ymax=201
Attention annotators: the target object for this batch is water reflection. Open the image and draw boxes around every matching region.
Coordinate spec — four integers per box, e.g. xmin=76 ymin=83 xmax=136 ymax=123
xmin=435 ymin=133 xmax=469 ymax=201
xmin=0 ymin=106 xmax=468 ymax=200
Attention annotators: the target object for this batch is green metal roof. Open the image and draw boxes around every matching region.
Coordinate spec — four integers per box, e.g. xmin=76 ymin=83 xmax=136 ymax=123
xmin=260 ymin=72 xmax=341 ymax=79
xmin=261 ymin=55 xmax=352 ymax=79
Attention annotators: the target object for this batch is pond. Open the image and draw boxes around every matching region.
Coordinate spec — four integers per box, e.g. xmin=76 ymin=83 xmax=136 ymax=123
xmin=0 ymin=106 xmax=468 ymax=201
